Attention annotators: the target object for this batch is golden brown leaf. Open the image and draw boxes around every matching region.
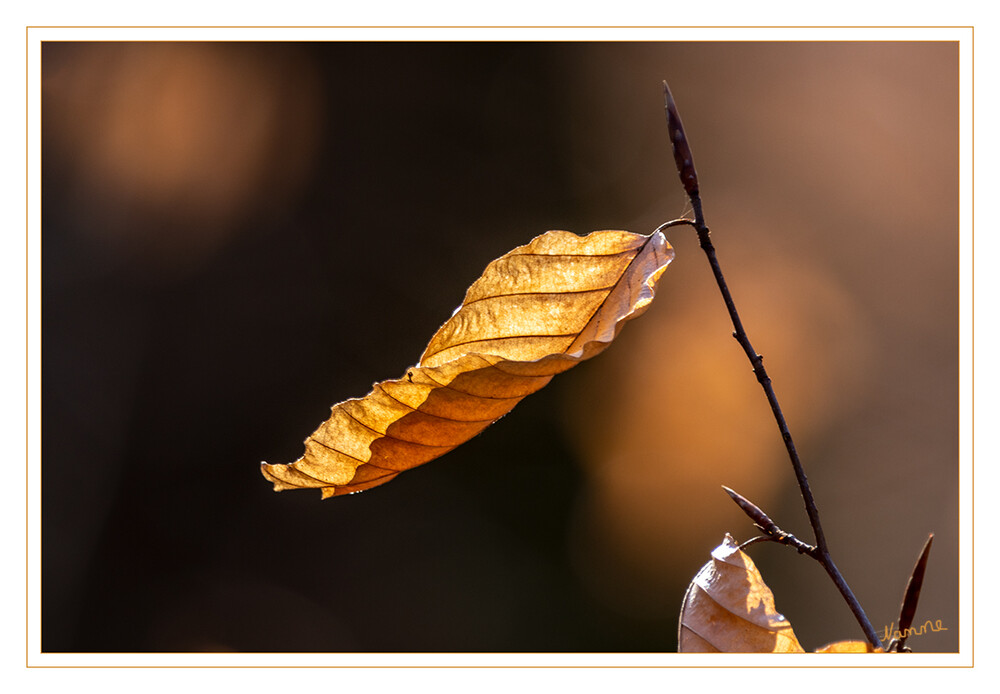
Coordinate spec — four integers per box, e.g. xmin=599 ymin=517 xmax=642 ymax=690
xmin=814 ymin=640 xmax=883 ymax=653
xmin=262 ymin=229 xmax=673 ymax=497
xmin=678 ymin=534 xmax=805 ymax=653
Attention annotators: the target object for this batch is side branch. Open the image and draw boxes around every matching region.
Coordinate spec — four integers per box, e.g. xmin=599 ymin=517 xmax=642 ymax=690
xmin=662 ymin=80 xmax=881 ymax=650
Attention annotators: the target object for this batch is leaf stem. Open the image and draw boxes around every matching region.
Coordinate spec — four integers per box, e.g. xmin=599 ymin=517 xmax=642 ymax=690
xmin=661 ymin=81 xmax=882 ymax=651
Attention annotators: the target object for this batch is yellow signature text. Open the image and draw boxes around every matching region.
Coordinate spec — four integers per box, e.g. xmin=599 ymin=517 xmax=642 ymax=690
xmin=880 ymin=619 xmax=948 ymax=643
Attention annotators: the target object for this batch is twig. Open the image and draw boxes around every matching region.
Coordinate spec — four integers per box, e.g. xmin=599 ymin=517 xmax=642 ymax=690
xmin=660 ymin=80 xmax=882 ymax=651
xmin=722 ymin=486 xmax=817 ymax=556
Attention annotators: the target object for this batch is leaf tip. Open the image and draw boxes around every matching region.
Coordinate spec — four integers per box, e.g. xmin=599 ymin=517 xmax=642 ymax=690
xmin=259 ymin=461 xmax=284 ymax=492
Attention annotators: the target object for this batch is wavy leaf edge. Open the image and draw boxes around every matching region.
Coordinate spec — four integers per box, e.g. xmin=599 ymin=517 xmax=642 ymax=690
xmin=262 ymin=229 xmax=673 ymax=498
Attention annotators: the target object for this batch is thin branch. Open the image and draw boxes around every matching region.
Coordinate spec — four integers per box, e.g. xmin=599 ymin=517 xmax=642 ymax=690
xmin=662 ymin=80 xmax=882 ymax=651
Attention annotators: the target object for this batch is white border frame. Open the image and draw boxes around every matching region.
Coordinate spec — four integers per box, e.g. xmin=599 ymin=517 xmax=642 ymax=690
xmin=23 ymin=25 xmax=975 ymax=670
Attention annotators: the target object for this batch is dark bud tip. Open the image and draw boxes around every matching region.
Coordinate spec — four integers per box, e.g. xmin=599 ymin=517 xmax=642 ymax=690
xmin=663 ymin=81 xmax=700 ymax=199
xmin=894 ymin=533 xmax=935 ymax=651
xmin=721 ymin=485 xmax=779 ymax=535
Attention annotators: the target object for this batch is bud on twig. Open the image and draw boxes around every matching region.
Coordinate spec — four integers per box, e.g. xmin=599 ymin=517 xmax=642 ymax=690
xmin=721 ymin=485 xmax=817 ymax=557
xmin=663 ymin=81 xmax=700 ymax=199
xmin=888 ymin=533 xmax=934 ymax=652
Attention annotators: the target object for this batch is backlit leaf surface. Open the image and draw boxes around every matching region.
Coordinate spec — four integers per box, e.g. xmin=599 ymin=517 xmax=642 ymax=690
xmin=262 ymin=229 xmax=673 ymax=498
xmin=678 ymin=534 xmax=805 ymax=653
xmin=814 ymin=640 xmax=882 ymax=653
xmin=679 ymin=535 xmax=887 ymax=653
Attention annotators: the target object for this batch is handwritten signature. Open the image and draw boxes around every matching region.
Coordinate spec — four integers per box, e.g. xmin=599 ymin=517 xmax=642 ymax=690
xmin=879 ymin=618 xmax=948 ymax=643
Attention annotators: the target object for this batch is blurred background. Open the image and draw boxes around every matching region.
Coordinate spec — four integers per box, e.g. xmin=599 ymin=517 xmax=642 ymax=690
xmin=41 ymin=41 xmax=958 ymax=652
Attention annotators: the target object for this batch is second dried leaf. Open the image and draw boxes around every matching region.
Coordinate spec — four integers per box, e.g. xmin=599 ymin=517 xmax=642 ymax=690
xmin=678 ymin=533 xmax=804 ymax=653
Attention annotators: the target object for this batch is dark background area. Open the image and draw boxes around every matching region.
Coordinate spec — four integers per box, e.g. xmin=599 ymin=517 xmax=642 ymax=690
xmin=41 ymin=41 xmax=959 ymax=652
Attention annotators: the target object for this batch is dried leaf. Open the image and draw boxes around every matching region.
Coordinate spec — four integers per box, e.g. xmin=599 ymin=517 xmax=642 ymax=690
xmin=262 ymin=229 xmax=673 ymax=497
xmin=678 ymin=533 xmax=805 ymax=653
xmin=815 ymin=640 xmax=883 ymax=653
